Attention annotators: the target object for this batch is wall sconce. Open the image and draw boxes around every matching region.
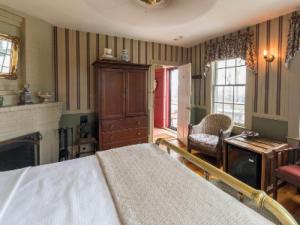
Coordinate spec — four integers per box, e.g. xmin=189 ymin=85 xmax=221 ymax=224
xmin=263 ymin=50 xmax=275 ymax=63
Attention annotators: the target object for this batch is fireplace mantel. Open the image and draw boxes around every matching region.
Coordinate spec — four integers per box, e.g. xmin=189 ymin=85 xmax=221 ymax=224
xmin=0 ymin=102 xmax=63 ymax=164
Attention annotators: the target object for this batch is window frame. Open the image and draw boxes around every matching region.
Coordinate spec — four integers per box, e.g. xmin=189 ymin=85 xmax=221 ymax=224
xmin=212 ymin=58 xmax=246 ymax=126
xmin=168 ymin=67 xmax=178 ymax=131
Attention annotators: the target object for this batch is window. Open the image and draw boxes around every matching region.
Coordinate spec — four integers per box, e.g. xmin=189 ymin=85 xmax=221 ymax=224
xmin=212 ymin=58 xmax=246 ymax=126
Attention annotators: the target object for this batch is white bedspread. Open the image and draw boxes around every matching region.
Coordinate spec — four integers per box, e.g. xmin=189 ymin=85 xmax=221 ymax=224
xmin=0 ymin=143 xmax=277 ymax=225
xmin=97 ymin=143 xmax=275 ymax=225
xmin=0 ymin=156 xmax=121 ymax=225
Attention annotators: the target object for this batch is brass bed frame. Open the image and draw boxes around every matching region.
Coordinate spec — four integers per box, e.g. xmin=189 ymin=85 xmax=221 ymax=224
xmin=155 ymin=138 xmax=298 ymax=225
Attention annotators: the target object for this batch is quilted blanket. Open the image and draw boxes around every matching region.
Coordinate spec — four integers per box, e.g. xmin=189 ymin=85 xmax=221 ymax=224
xmin=97 ymin=143 xmax=274 ymax=225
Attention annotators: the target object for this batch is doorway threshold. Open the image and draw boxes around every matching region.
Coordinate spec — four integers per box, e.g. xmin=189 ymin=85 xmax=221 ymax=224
xmin=164 ymin=128 xmax=177 ymax=135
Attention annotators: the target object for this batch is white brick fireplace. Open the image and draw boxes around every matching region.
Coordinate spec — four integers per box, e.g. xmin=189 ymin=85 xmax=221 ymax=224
xmin=0 ymin=102 xmax=63 ymax=164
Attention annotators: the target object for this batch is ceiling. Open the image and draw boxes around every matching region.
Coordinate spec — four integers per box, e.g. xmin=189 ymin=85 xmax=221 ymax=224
xmin=0 ymin=0 xmax=299 ymax=47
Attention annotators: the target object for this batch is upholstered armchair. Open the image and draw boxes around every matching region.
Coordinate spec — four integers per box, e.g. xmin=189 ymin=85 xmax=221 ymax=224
xmin=273 ymin=145 xmax=300 ymax=200
xmin=187 ymin=114 xmax=234 ymax=167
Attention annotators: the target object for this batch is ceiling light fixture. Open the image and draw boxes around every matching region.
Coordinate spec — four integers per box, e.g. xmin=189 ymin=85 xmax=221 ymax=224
xmin=140 ymin=0 xmax=162 ymax=5
xmin=173 ymin=36 xmax=183 ymax=41
xmin=136 ymin=0 xmax=169 ymax=9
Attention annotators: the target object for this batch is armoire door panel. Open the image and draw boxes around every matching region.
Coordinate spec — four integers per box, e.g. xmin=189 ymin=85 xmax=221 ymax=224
xmin=126 ymin=70 xmax=147 ymax=116
xmin=100 ymin=69 xmax=125 ymax=119
xmin=94 ymin=60 xmax=150 ymax=150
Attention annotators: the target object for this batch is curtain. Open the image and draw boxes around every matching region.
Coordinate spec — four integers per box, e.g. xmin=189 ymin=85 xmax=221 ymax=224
xmin=285 ymin=11 xmax=300 ymax=66
xmin=203 ymin=29 xmax=256 ymax=76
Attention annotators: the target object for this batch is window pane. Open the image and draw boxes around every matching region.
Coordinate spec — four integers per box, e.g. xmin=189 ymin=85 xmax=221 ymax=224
xmin=226 ymin=59 xmax=236 ymax=67
xmin=2 ymin=67 xmax=9 ymax=73
xmin=7 ymin=42 xmax=12 ymax=51
xmin=214 ymin=86 xmax=223 ymax=102
xmin=224 ymin=104 xmax=233 ymax=118
xmin=236 ymin=66 xmax=246 ymax=84
xmin=224 ymin=86 xmax=233 ymax=103
xmin=216 ymin=68 xmax=225 ymax=85
xmin=3 ymin=55 xmax=10 ymax=68
xmin=237 ymin=58 xmax=245 ymax=66
xmin=214 ymin=103 xmax=223 ymax=114
xmin=226 ymin=68 xmax=235 ymax=84
xmin=234 ymin=86 xmax=245 ymax=104
xmin=234 ymin=104 xmax=245 ymax=125
xmin=217 ymin=60 xmax=226 ymax=68
xmin=0 ymin=40 xmax=8 ymax=53
xmin=0 ymin=53 xmax=4 ymax=66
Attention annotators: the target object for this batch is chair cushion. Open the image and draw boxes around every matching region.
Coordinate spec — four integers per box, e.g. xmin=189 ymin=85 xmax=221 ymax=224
xmin=276 ymin=165 xmax=300 ymax=185
xmin=189 ymin=133 xmax=219 ymax=152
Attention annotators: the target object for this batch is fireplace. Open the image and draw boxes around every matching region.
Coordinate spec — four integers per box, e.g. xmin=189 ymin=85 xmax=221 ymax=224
xmin=0 ymin=132 xmax=42 ymax=172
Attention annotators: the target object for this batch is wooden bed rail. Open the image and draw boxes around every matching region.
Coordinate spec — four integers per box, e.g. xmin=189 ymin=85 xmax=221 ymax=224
xmin=155 ymin=138 xmax=298 ymax=225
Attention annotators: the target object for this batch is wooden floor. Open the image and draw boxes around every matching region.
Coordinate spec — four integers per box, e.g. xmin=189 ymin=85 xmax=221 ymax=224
xmin=153 ymin=127 xmax=176 ymax=141
xmin=153 ymin=129 xmax=300 ymax=221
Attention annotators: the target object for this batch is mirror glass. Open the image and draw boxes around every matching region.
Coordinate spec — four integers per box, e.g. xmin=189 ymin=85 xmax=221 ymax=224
xmin=0 ymin=34 xmax=20 ymax=79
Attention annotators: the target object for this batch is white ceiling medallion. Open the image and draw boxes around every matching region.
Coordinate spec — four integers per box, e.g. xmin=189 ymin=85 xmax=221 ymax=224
xmin=135 ymin=0 xmax=169 ymax=9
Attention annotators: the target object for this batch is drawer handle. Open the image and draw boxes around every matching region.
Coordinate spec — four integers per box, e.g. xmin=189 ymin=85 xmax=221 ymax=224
xmin=110 ymin=124 xmax=114 ymax=129
xmin=136 ymin=121 xmax=141 ymax=125
xmin=137 ymin=132 xmax=141 ymax=136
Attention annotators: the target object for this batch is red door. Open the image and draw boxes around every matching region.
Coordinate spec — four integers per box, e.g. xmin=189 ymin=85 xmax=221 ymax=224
xmin=154 ymin=68 xmax=167 ymax=128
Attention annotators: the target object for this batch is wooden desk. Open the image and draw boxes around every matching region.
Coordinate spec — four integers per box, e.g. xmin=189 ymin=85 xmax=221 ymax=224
xmin=223 ymin=135 xmax=288 ymax=192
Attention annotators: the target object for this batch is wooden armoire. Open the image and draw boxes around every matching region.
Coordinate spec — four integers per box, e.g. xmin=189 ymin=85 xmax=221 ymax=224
xmin=93 ymin=60 xmax=150 ymax=150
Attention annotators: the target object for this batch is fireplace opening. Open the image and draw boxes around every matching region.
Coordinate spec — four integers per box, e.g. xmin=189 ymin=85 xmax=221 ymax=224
xmin=0 ymin=132 xmax=42 ymax=172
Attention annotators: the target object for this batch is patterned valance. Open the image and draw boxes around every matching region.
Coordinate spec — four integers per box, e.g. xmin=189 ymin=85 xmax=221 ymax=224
xmin=203 ymin=30 xmax=256 ymax=76
xmin=285 ymin=11 xmax=300 ymax=66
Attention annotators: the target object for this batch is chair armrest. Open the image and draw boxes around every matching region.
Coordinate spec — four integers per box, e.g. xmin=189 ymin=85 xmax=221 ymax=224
xmin=219 ymin=126 xmax=233 ymax=140
xmin=188 ymin=124 xmax=193 ymax=136
xmin=273 ymin=147 xmax=300 ymax=169
xmin=188 ymin=123 xmax=202 ymax=135
xmin=273 ymin=147 xmax=300 ymax=153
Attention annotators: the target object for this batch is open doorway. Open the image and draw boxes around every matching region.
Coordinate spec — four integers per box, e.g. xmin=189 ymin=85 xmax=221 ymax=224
xmin=152 ymin=63 xmax=191 ymax=145
xmin=153 ymin=66 xmax=177 ymax=142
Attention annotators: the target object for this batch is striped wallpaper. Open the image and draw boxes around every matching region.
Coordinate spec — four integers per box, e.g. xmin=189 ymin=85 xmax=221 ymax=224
xmin=54 ymin=12 xmax=292 ymax=120
xmin=189 ymin=13 xmax=291 ymax=121
xmin=53 ymin=27 xmax=189 ymax=113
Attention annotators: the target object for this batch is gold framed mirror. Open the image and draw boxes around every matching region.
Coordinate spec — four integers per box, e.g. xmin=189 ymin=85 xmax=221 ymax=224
xmin=0 ymin=33 xmax=20 ymax=80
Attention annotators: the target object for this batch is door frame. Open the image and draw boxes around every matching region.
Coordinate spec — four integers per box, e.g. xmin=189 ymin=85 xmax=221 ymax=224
xmin=148 ymin=60 xmax=182 ymax=142
xmin=168 ymin=67 xmax=178 ymax=131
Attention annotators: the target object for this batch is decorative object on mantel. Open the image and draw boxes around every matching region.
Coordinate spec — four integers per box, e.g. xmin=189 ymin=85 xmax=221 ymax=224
xmin=37 ymin=91 xmax=53 ymax=103
xmin=285 ymin=11 xmax=300 ymax=67
xmin=101 ymin=48 xmax=116 ymax=60
xmin=241 ymin=130 xmax=259 ymax=139
xmin=121 ymin=49 xmax=130 ymax=62
xmin=0 ymin=96 xmax=3 ymax=107
xmin=20 ymin=84 xmax=32 ymax=104
xmin=203 ymin=29 xmax=256 ymax=76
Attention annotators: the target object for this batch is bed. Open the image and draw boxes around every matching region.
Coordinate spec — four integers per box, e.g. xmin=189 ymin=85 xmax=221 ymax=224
xmin=0 ymin=139 xmax=297 ymax=225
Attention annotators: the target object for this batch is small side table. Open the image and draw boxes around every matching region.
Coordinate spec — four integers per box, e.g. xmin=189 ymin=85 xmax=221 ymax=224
xmin=223 ymin=135 xmax=288 ymax=192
